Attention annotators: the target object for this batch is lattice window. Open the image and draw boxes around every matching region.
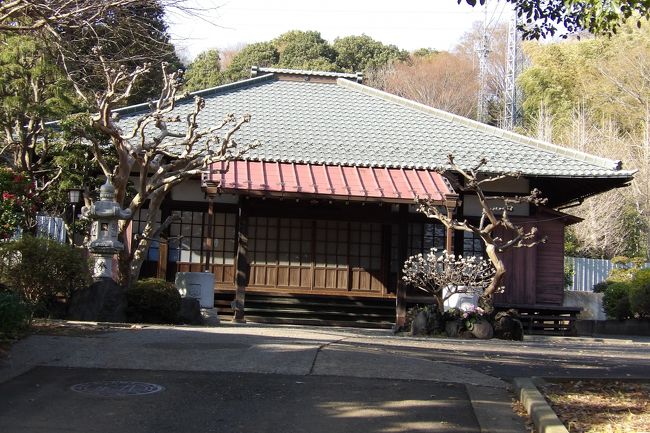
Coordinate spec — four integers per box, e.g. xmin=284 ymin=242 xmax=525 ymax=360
xmin=168 ymin=210 xmax=236 ymax=265
xmin=349 ymin=222 xmax=382 ymax=270
xmin=212 ymin=212 xmax=236 ymax=265
xmin=130 ymin=208 xmax=161 ymax=261
xmin=314 ymin=220 xmax=349 ymax=268
xmin=463 ymin=230 xmax=485 ymax=258
xmin=169 ymin=210 xmax=203 ymax=263
xmin=408 ymin=222 xmax=446 ymax=256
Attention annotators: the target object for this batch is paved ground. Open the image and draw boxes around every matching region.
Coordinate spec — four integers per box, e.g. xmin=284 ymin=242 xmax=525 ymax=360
xmin=1 ymin=323 xmax=649 ymax=433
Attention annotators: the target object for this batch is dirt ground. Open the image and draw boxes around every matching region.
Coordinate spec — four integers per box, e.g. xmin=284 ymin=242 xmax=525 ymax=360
xmin=539 ymin=380 xmax=650 ymax=433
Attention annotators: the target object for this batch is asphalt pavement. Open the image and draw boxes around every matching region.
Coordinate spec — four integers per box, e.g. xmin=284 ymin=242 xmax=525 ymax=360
xmin=1 ymin=322 xmax=648 ymax=433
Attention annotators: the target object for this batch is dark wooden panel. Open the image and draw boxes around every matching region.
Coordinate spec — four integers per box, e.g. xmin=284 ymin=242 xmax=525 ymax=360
xmin=536 ymin=218 xmax=565 ymax=305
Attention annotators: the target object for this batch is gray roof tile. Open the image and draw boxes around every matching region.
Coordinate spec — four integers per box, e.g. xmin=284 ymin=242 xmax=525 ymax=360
xmin=116 ymin=73 xmax=634 ymax=179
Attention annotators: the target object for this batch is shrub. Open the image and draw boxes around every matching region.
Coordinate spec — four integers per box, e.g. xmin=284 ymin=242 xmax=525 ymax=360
xmin=592 ymin=281 xmax=609 ymax=293
xmin=602 ymin=282 xmax=632 ymax=320
xmin=126 ymin=278 xmax=181 ymax=324
xmin=629 ymin=269 xmax=650 ymax=318
xmin=0 ymin=292 xmax=31 ymax=338
xmin=0 ymin=236 xmax=91 ymax=316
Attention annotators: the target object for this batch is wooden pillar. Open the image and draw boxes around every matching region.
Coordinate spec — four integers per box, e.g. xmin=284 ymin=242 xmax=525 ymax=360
xmin=445 ymin=206 xmax=455 ymax=253
xmin=395 ymin=280 xmax=407 ymax=330
xmin=157 ymin=239 xmax=168 ymax=279
xmin=203 ymin=197 xmax=215 ymax=272
xmin=232 ymin=198 xmax=249 ymax=323
xmin=452 ymin=197 xmax=465 ymax=257
xmin=395 ymin=204 xmax=409 ymax=328
xmin=397 ymin=204 xmax=409 ymax=266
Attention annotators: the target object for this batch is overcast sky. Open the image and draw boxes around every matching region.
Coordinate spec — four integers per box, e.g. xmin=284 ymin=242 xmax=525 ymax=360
xmin=167 ymin=0 xmax=513 ymax=61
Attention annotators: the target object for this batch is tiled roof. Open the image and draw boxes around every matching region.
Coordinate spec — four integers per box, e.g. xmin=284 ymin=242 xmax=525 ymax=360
xmin=116 ymin=71 xmax=635 ymax=179
xmin=208 ymin=160 xmax=455 ymax=203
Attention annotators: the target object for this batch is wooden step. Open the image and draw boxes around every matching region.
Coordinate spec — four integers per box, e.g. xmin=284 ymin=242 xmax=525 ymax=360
xmin=213 ymin=292 xmax=395 ymax=329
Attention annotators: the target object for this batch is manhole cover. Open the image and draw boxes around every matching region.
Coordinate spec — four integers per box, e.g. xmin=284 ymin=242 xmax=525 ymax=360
xmin=70 ymin=381 xmax=164 ymax=397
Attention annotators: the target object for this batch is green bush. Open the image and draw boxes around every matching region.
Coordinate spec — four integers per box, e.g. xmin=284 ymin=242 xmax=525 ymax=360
xmin=629 ymin=268 xmax=650 ymax=318
xmin=592 ymin=281 xmax=609 ymax=293
xmin=126 ymin=278 xmax=181 ymax=324
xmin=602 ymin=282 xmax=633 ymax=320
xmin=0 ymin=292 xmax=31 ymax=338
xmin=0 ymin=236 xmax=91 ymax=316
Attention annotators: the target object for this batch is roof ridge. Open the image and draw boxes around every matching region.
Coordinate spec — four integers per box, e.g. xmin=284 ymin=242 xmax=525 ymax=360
xmin=256 ymin=67 xmax=362 ymax=81
xmin=336 ymin=78 xmax=629 ymax=173
xmin=113 ymin=73 xmax=277 ymax=117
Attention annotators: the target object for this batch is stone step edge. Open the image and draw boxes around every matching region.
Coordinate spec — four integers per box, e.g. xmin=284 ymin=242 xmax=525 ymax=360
xmin=513 ymin=377 xmax=568 ymax=433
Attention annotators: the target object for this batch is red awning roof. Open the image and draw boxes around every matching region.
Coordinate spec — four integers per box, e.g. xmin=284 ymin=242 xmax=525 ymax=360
xmin=205 ymin=161 xmax=455 ymax=204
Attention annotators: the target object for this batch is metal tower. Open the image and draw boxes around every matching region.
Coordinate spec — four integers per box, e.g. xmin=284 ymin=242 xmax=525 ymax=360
xmin=503 ymin=12 xmax=523 ymax=130
xmin=476 ymin=6 xmax=491 ymax=124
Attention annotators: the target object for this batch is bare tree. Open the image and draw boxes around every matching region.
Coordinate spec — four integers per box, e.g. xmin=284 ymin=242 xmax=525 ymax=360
xmin=368 ymin=53 xmax=479 ymax=119
xmin=70 ymin=55 xmax=258 ymax=285
xmin=0 ymin=0 xmax=187 ymax=34
xmin=416 ymin=155 xmax=547 ymax=312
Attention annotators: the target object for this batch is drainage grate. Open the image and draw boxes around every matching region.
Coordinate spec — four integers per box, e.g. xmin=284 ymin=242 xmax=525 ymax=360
xmin=70 ymin=381 xmax=164 ymax=397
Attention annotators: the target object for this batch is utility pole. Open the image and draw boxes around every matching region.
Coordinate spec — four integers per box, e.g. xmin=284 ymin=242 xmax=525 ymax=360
xmin=503 ymin=11 xmax=523 ymax=130
xmin=476 ymin=3 xmax=491 ymax=123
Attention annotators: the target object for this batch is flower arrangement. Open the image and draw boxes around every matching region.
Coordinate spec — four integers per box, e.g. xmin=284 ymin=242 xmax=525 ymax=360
xmin=402 ymin=248 xmax=495 ymax=312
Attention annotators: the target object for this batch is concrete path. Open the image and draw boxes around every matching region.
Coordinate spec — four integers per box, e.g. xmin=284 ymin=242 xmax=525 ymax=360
xmin=2 ymin=323 xmax=647 ymax=433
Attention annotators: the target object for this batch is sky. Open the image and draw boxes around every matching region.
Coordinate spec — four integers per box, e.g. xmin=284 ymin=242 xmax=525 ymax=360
xmin=166 ymin=0 xmax=514 ymax=61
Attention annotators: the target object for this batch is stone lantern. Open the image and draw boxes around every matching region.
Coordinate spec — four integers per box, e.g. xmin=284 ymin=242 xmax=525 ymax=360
xmin=81 ymin=177 xmax=132 ymax=280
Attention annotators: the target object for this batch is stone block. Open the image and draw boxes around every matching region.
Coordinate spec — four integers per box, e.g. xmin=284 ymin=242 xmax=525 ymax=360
xmin=68 ymin=278 xmax=126 ymax=323
xmin=177 ymin=297 xmax=204 ymax=325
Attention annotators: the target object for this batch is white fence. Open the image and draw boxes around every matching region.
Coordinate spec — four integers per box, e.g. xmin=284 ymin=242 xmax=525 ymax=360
xmin=36 ymin=215 xmax=66 ymax=243
xmin=566 ymin=256 xmax=650 ymax=292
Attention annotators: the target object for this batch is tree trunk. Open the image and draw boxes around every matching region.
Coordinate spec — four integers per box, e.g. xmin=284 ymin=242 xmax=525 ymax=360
xmin=128 ymin=190 xmax=166 ymax=284
xmin=481 ymin=244 xmax=506 ymax=314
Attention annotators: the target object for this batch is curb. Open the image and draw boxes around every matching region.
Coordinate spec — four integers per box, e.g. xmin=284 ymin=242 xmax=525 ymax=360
xmin=465 ymin=384 xmax=527 ymax=433
xmin=513 ymin=377 xmax=568 ymax=433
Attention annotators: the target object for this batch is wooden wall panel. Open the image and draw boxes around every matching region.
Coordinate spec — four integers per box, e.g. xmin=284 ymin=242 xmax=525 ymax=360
xmin=535 ymin=219 xmax=565 ymax=305
xmin=314 ymin=268 xmax=326 ymax=288
xmin=351 ymin=270 xmax=359 ymax=290
xmin=267 ymin=267 xmax=277 ymax=286
xmin=494 ymin=218 xmax=538 ymax=305
xmin=337 ymin=270 xmax=348 ymax=289
xmin=277 ymin=267 xmax=289 ymax=286
xmin=494 ymin=213 xmax=567 ymax=306
xmin=289 ymin=268 xmax=301 ymax=287
xmin=300 ymin=268 xmax=312 ymax=288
